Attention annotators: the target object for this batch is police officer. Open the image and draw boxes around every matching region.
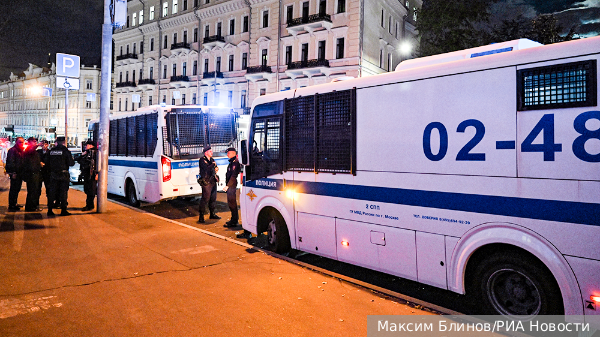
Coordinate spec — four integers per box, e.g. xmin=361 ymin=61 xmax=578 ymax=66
xmin=37 ymin=140 xmax=51 ymax=203
xmin=22 ymin=137 xmax=42 ymax=211
xmin=45 ymin=136 xmax=74 ymax=216
xmin=5 ymin=137 xmax=25 ymax=211
xmin=197 ymin=146 xmax=220 ymax=223
xmin=78 ymin=140 xmax=97 ymax=211
xmin=223 ymin=147 xmax=241 ymax=227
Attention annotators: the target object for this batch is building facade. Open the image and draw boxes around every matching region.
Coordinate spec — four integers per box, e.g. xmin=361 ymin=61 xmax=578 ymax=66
xmin=0 ymin=63 xmax=102 ymax=146
xmin=113 ymin=0 xmax=420 ymax=114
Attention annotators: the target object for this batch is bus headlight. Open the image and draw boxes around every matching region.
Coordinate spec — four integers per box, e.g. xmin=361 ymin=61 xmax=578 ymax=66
xmin=162 ymin=156 xmax=172 ymax=182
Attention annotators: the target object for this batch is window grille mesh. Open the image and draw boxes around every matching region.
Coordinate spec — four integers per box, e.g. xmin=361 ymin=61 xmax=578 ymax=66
xmin=117 ymin=119 xmax=127 ymax=155
xmin=518 ymin=60 xmax=597 ymax=110
xmin=108 ymin=113 xmax=158 ymax=157
xmin=109 ymin=120 xmax=118 ymax=155
xmin=285 ymin=96 xmax=315 ymax=171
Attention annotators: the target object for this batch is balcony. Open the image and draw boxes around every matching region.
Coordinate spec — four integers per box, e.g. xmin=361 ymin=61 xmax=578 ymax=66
xmin=202 ymin=71 xmax=224 ymax=79
xmin=285 ymin=59 xmax=330 ymax=78
xmin=115 ymin=81 xmax=137 ymax=93
xmin=245 ymin=65 xmax=274 ymax=82
xmin=170 ymin=42 xmax=191 ymax=55
xmin=286 ymin=13 xmax=333 ymax=35
xmin=137 ymin=78 xmax=156 ymax=91
xmin=169 ymin=75 xmax=190 ymax=89
xmin=202 ymin=35 xmax=226 ymax=49
xmin=115 ymin=53 xmax=138 ymax=65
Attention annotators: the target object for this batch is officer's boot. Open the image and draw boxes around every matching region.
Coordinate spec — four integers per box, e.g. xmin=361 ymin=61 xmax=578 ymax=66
xmin=209 ymin=209 xmax=221 ymax=220
xmin=197 ymin=213 xmax=205 ymax=224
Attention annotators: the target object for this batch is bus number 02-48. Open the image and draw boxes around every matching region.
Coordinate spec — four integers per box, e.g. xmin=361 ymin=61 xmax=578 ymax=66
xmin=422 ymin=111 xmax=600 ymax=163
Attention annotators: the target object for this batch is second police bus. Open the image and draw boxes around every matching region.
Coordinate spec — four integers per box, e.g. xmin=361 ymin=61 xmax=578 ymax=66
xmin=88 ymin=104 xmax=238 ymax=205
xmin=239 ymin=37 xmax=600 ymax=321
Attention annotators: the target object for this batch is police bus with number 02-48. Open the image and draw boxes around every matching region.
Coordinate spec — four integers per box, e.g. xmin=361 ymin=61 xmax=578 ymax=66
xmin=239 ymin=37 xmax=600 ymax=322
xmin=88 ymin=105 xmax=239 ymax=206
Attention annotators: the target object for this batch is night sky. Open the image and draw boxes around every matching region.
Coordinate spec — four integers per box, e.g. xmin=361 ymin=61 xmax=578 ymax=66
xmin=0 ymin=0 xmax=598 ymax=80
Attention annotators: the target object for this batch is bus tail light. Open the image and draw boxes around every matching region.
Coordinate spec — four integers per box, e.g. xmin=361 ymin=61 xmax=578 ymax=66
xmin=162 ymin=156 xmax=172 ymax=182
xmin=341 ymin=240 xmax=349 ymax=247
xmin=592 ymin=295 xmax=600 ymax=303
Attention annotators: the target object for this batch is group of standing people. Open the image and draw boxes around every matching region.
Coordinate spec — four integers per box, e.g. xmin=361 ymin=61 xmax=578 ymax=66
xmin=3 ymin=136 xmax=97 ymax=216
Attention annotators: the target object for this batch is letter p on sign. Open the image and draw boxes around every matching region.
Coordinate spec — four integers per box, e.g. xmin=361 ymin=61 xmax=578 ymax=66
xmin=56 ymin=53 xmax=80 ymax=78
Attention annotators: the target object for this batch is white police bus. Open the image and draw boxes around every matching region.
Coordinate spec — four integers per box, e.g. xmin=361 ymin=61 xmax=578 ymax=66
xmin=88 ymin=105 xmax=238 ymax=206
xmin=239 ymin=37 xmax=600 ymax=320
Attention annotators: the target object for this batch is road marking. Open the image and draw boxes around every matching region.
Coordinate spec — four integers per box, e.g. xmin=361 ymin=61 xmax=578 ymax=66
xmin=171 ymin=245 xmax=218 ymax=255
xmin=0 ymin=295 xmax=62 ymax=319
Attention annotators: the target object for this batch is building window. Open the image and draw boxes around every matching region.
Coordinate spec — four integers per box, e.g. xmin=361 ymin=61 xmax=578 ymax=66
xmin=132 ymin=71 xmax=136 ymax=83
xmin=337 ymin=0 xmax=345 ymax=13
xmin=172 ymin=97 xmax=176 ymax=105
xmin=163 ymin=2 xmax=168 ymax=17
xmin=205 ymin=0 xmax=209 ymax=4
xmin=119 ymin=99 xmax=122 ymax=111
xmin=132 ymin=13 xmax=137 ymax=26
xmin=86 ymin=80 xmax=93 ymax=90
xmin=163 ymin=95 xmax=166 ymax=103
xmin=192 ymin=93 xmax=197 ymax=104
xmin=413 ymin=7 xmax=417 ymax=21
xmin=183 ymin=0 xmax=187 ymax=11
xmin=319 ymin=0 xmax=326 ymax=15
xmin=204 ymin=58 xmax=209 ymax=72
xmin=125 ymin=98 xmax=128 ymax=111
xmin=303 ymin=2 xmax=309 ymax=19
xmin=217 ymin=22 xmax=222 ymax=36
xmin=183 ymin=30 xmax=187 ymax=43
xmin=86 ymin=101 xmax=92 ymax=109
xmin=139 ymin=10 xmax=144 ymax=24
xmin=173 ymin=32 xmax=178 ymax=44
xmin=125 ymin=71 xmax=129 ymax=82
xmin=204 ymin=25 xmax=209 ymax=38
xmin=126 ymin=16 xmax=130 ymax=28
xmin=139 ymin=69 xmax=142 ymax=80
xmin=336 ymin=38 xmax=344 ymax=59
xmin=379 ymin=49 xmax=383 ymax=68
xmin=395 ymin=22 xmax=399 ymax=39
xmin=260 ymin=88 xmax=266 ymax=96
xmin=193 ymin=28 xmax=198 ymax=42
xmin=243 ymin=16 xmax=249 ymax=32
xmin=150 ymin=66 xmax=154 ymax=79
xmin=127 ymin=45 xmax=130 ymax=54
xmin=229 ymin=19 xmax=235 ymax=35
xmin=149 ymin=96 xmax=153 ymax=105
xmin=229 ymin=55 xmax=234 ymax=71
xmin=133 ymin=43 xmax=137 ymax=54
xmin=163 ymin=65 xmax=168 ymax=79
xmin=286 ymin=5 xmax=293 ymax=24
xmin=389 ymin=16 xmax=392 ymax=34
xmin=120 ymin=46 xmax=123 ymax=55
xmin=381 ymin=9 xmax=384 ymax=27
xmin=163 ymin=35 xmax=168 ymax=49
xmin=242 ymin=52 xmax=247 ymax=69
xmin=388 ymin=53 xmax=392 ymax=71
xmin=172 ymin=63 xmax=177 ymax=76
xmin=182 ymin=94 xmax=186 ymax=105
xmin=203 ymin=93 xmax=208 ymax=105
xmin=285 ymin=45 xmax=292 ymax=65
xmin=193 ymin=61 xmax=197 ymax=75
xmin=150 ymin=38 xmax=154 ymax=51
xmin=140 ymin=41 xmax=144 ymax=53
xmin=261 ymin=49 xmax=268 ymax=66
xmin=182 ymin=62 xmax=187 ymax=76
xmin=318 ymin=41 xmax=325 ymax=60
xmin=241 ymin=90 xmax=246 ymax=108
xmin=216 ymin=56 xmax=221 ymax=72
xmin=150 ymin=6 xmax=155 ymax=20
xmin=262 ymin=10 xmax=269 ymax=28
xmin=228 ymin=91 xmax=232 ymax=107
xmin=119 ymin=72 xmax=123 ymax=82
xmin=301 ymin=43 xmax=308 ymax=62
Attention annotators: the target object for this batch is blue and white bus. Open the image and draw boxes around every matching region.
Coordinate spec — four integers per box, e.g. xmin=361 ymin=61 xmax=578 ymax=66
xmin=239 ymin=37 xmax=600 ymax=321
xmin=89 ymin=105 xmax=238 ymax=205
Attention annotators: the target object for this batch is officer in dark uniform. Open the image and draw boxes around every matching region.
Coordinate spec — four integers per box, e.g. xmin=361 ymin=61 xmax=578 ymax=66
xmin=5 ymin=137 xmax=25 ymax=211
xmin=44 ymin=136 xmax=74 ymax=216
xmin=37 ymin=140 xmax=51 ymax=203
xmin=22 ymin=137 xmax=42 ymax=211
xmin=223 ymin=147 xmax=241 ymax=227
xmin=197 ymin=146 xmax=221 ymax=223
xmin=78 ymin=140 xmax=97 ymax=211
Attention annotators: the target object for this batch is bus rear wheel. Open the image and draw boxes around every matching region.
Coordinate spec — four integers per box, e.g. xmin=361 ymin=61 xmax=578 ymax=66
xmin=471 ymin=252 xmax=563 ymax=317
xmin=264 ymin=211 xmax=291 ymax=255
xmin=126 ymin=180 xmax=140 ymax=207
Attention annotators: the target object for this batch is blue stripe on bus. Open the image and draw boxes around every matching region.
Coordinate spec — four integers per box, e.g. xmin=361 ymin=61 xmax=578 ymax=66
xmin=108 ymin=159 xmax=158 ymax=169
xmin=172 ymin=161 xmax=199 ymax=170
xmin=245 ymin=178 xmax=600 ymax=226
xmin=214 ymin=158 xmax=229 ymax=165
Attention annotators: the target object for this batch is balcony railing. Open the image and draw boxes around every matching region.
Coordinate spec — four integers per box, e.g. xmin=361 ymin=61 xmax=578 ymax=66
xmin=116 ymin=53 xmax=138 ymax=61
xmin=138 ymin=78 xmax=156 ymax=85
xmin=115 ymin=81 xmax=137 ymax=88
xmin=170 ymin=75 xmax=190 ymax=82
xmin=287 ymin=13 xmax=332 ymax=28
xmin=246 ymin=65 xmax=272 ymax=74
xmin=202 ymin=71 xmax=224 ymax=79
xmin=203 ymin=35 xmax=225 ymax=44
xmin=287 ymin=59 xmax=329 ymax=70
xmin=171 ymin=42 xmax=190 ymax=50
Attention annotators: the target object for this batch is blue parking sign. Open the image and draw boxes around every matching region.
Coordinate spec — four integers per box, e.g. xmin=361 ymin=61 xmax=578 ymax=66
xmin=56 ymin=53 xmax=80 ymax=78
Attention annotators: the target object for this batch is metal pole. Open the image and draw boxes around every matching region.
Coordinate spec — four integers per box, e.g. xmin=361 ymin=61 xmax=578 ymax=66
xmin=65 ymin=81 xmax=69 ymax=142
xmin=97 ymin=0 xmax=113 ymax=213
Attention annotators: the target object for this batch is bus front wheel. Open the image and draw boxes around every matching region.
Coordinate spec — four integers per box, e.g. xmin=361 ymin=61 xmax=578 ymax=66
xmin=471 ymin=251 xmax=563 ymax=317
xmin=264 ymin=211 xmax=291 ymax=255
xmin=126 ymin=180 xmax=140 ymax=207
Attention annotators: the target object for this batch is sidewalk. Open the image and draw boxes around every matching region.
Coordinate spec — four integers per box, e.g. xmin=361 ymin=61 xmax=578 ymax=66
xmin=0 ymin=177 xmax=434 ymax=336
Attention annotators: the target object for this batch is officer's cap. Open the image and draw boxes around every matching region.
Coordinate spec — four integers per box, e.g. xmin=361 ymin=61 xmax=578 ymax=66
xmin=85 ymin=140 xmax=96 ymax=147
xmin=203 ymin=146 xmax=212 ymax=153
xmin=56 ymin=136 xmax=66 ymax=142
xmin=226 ymin=147 xmax=237 ymax=153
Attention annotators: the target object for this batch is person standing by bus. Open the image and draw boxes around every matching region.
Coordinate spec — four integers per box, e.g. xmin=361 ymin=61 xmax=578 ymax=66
xmin=45 ymin=136 xmax=74 ymax=217
xmin=22 ymin=137 xmax=42 ymax=212
xmin=78 ymin=140 xmax=97 ymax=211
xmin=197 ymin=146 xmax=220 ymax=223
xmin=223 ymin=147 xmax=241 ymax=227
xmin=5 ymin=137 xmax=25 ymax=211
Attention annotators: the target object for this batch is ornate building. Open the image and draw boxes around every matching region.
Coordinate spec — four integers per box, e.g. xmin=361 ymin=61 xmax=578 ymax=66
xmin=0 ymin=63 xmax=102 ymax=145
xmin=113 ymin=0 xmax=420 ymax=114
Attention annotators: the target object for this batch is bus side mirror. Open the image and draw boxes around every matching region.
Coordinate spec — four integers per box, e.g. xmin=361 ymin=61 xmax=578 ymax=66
xmin=240 ymin=139 xmax=248 ymax=165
